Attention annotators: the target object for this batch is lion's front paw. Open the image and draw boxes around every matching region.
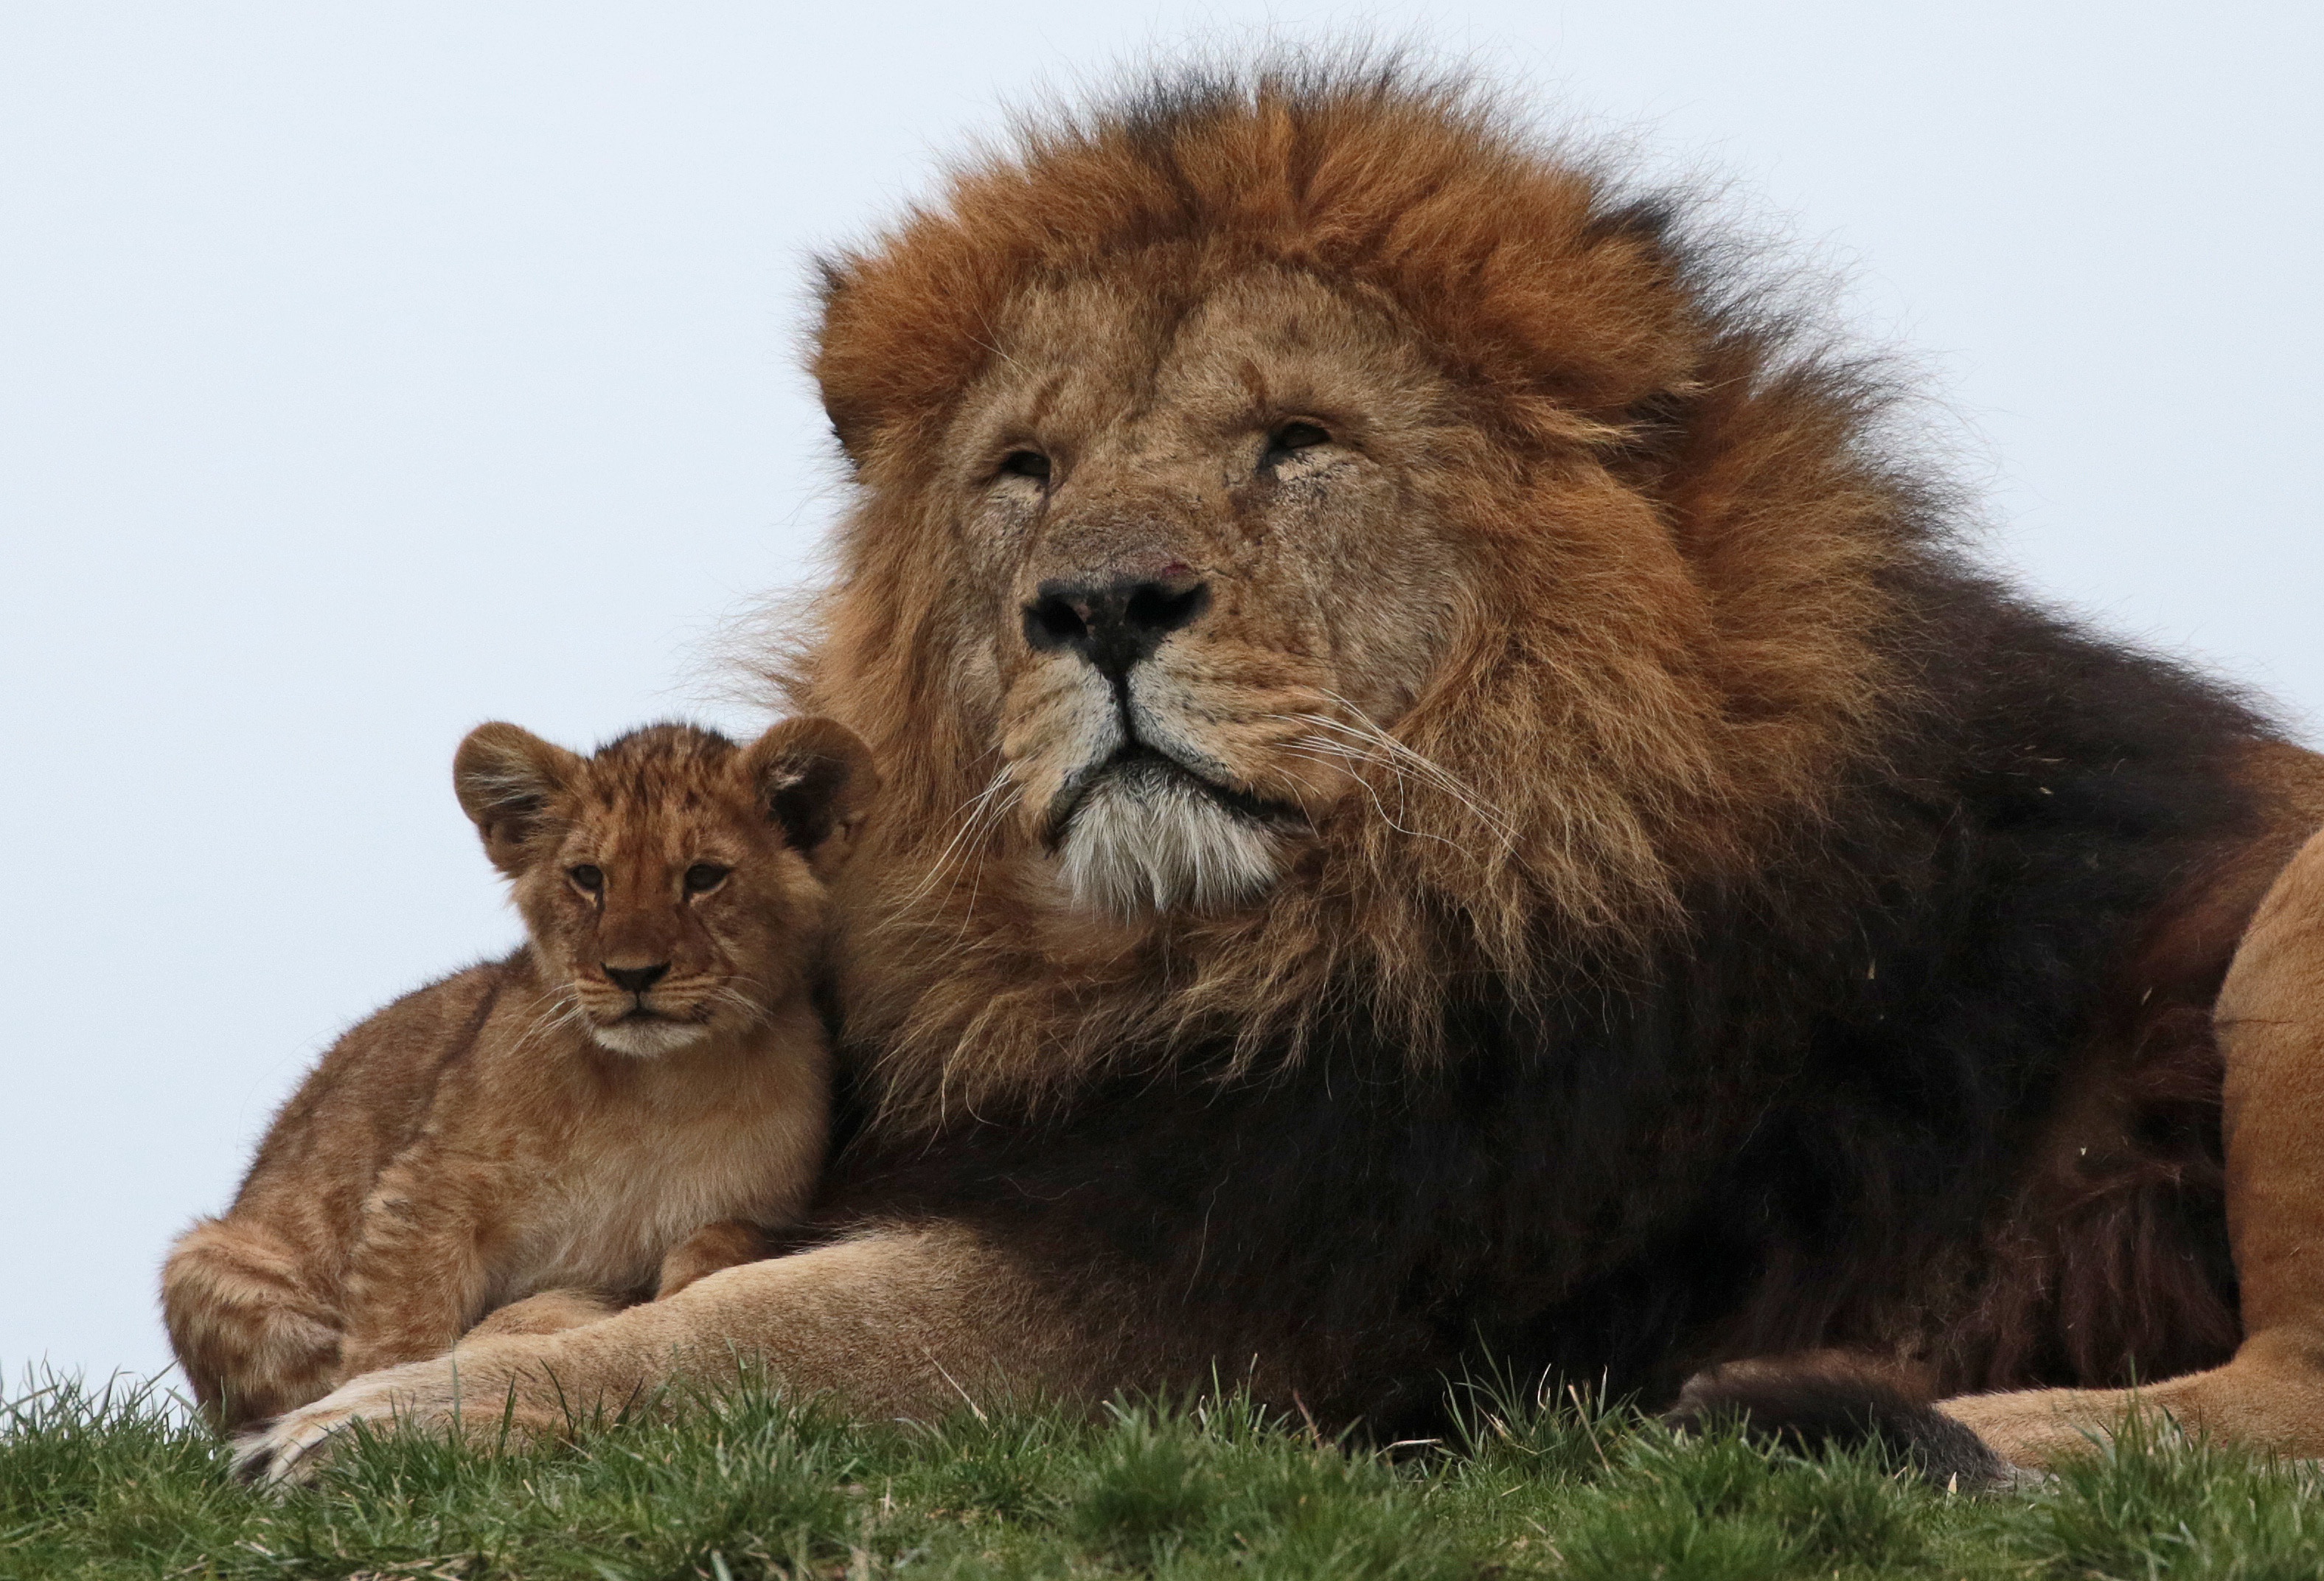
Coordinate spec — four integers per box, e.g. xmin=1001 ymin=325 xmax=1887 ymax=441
xmin=230 ymin=1355 xmax=469 ymax=1489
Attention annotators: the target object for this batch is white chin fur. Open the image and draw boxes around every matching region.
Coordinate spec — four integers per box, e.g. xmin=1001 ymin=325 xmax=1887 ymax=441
xmin=1057 ymin=773 xmax=1281 ymax=917
xmin=588 ymin=1019 xmax=712 ymax=1057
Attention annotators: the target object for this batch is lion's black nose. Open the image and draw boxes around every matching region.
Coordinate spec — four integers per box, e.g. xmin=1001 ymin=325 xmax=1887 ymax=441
xmin=605 ymin=963 xmax=669 ymax=995
xmin=1023 ymin=569 xmax=1211 ymax=678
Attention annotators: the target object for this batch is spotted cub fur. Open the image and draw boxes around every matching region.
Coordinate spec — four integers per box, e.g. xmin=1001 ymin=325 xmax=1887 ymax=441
xmin=162 ymin=717 xmax=875 ymax=1428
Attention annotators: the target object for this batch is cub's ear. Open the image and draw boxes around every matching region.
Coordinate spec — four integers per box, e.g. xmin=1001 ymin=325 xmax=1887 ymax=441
xmin=453 ymin=723 xmax=582 ymax=877
xmin=744 ymin=716 xmax=880 ymax=879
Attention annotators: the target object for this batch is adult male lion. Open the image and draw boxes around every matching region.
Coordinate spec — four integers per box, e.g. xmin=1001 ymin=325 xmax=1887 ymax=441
xmin=246 ymin=66 xmax=2324 ymax=1480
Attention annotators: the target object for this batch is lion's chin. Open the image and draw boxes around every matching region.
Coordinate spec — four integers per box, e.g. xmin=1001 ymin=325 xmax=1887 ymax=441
xmin=587 ymin=1018 xmax=714 ymax=1058
xmin=1054 ymin=768 xmax=1284 ymax=919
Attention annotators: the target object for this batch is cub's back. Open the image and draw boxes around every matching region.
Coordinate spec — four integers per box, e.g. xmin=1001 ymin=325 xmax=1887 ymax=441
xmin=229 ymin=956 xmax=513 ymax=1276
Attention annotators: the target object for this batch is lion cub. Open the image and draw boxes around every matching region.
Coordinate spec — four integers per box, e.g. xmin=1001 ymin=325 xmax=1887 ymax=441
xmin=161 ymin=716 xmax=875 ymax=1428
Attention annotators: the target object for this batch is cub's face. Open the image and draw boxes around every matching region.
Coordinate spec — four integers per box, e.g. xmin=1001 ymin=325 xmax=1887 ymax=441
xmin=928 ymin=267 xmax=1486 ymax=917
xmin=453 ymin=718 xmax=876 ymax=1057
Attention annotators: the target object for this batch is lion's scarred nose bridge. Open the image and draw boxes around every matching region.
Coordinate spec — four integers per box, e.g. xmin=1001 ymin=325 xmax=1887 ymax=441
xmin=1023 ymin=569 xmax=1210 ymax=678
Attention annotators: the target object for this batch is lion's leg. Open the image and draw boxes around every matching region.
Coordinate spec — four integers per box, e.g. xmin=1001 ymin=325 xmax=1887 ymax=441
xmin=1941 ymin=826 xmax=2324 ymax=1467
xmin=235 ymin=1223 xmax=1111 ymax=1484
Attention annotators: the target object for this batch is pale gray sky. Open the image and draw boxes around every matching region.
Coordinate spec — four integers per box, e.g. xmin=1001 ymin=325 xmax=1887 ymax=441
xmin=4 ymin=2 xmax=2318 ymax=1387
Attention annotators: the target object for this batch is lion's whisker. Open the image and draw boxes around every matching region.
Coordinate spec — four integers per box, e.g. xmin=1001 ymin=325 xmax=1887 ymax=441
xmin=1269 ymin=711 xmax=1500 ymax=835
xmin=704 ymin=984 xmax=776 ymax=1030
xmin=1288 ymin=701 xmax=1523 ymax=855
xmin=1278 ymin=741 xmax=1461 ymax=850
xmin=947 ymin=782 xmax=1023 ymax=934
xmin=1303 ymin=701 xmax=1506 ymax=817
xmin=505 ymin=986 xmax=585 ymax=1057
xmin=931 ymin=777 xmax=1021 ymax=918
xmin=897 ymin=763 xmax=1018 ymax=912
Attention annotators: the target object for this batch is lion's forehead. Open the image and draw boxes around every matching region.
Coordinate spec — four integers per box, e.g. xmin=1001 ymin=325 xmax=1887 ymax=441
xmin=570 ymin=816 xmax=737 ymax=861
xmin=975 ymin=267 xmax=1445 ymax=448
xmin=942 ymin=266 xmax=1472 ymax=622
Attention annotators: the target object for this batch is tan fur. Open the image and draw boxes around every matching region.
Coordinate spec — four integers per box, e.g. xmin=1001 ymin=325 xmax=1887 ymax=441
xmin=1940 ymin=822 xmax=2324 ymax=1465
xmin=457 ymin=1288 xmax=627 ymax=1344
xmin=164 ymin=717 xmax=874 ymax=1428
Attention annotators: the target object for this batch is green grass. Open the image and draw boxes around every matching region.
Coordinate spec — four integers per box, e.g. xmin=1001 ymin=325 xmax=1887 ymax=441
xmin=7 ymin=1368 xmax=2322 ymax=1580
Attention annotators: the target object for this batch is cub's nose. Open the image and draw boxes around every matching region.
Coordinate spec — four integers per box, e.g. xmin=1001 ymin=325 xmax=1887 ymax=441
xmin=604 ymin=962 xmax=669 ymax=995
xmin=1023 ymin=568 xmax=1210 ymax=678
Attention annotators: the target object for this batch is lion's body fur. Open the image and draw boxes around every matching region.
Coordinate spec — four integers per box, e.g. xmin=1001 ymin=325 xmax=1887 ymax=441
xmin=782 ymin=67 xmax=2323 ymax=1425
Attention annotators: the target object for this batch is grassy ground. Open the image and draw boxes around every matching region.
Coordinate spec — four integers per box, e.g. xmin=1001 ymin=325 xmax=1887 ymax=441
xmin=7 ymin=1369 xmax=2324 ymax=1580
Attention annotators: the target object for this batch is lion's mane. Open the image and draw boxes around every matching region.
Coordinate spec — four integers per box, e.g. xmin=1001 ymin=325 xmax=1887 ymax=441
xmin=782 ymin=63 xmax=2295 ymax=1415
xmin=798 ymin=66 xmax=1923 ymax=1101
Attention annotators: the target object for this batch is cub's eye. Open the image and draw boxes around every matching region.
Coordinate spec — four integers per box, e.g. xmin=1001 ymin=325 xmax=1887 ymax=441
xmin=1264 ymin=422 xmax=1332 ymax=466
xmin=567 ymin=864 xmax=604 ymax=894
xmin=998 ymin=450 xmax=1051 ymax=482
xmin=683 ymin=864 xmax=731 ymax=895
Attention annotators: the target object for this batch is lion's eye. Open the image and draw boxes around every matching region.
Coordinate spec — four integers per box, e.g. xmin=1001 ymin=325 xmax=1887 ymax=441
xmin=683 ymin=864 xmax=731 ymax=894
xmin=999 ymin=450 xmax=1051 ymax=482
xmin=568 ymin=864 xmax=604 ymax=894
xmin=1264 ymin=422 xmax=1332 ymax=467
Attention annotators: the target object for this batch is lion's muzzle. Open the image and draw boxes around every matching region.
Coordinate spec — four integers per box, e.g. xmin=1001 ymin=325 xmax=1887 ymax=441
xmin=1011 ymin=566 xmax=1301 ymax=917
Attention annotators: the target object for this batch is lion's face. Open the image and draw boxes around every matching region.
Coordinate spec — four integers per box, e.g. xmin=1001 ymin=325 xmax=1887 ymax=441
xmin=938 ymin=267 xmax=1480 ymax=917
xmin=453 ymin=718 xmax=877 ymax=1055
xmin=796 ymin=77 xmax=1911 ymax=1111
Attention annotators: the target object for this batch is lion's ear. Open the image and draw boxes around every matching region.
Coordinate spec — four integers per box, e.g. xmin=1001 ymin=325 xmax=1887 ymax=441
xmin=744 ymin=716 xmax=880 ymax=880
xmin=813 ymin=254 xmax=872 ymax=465
xmin=453 ymin=723 xmax=581 ymax=877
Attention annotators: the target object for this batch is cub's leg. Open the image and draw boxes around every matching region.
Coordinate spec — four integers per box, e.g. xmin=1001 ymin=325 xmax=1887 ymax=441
xmin=237 ymin=1225 xmax=1113 ymax=1484
xmin=161 ymin=1217 xmax=341 ymax=1429
xmin=459 ymin=1289 xmax=627 ymax=1344
xmin=655 ymin=1220 xmax=770 ymax=1299
xmin=1941 ymin=824 xmax=2324 ymax=1467
xmin=333 ymin=1153 xmax=495 ymax=1383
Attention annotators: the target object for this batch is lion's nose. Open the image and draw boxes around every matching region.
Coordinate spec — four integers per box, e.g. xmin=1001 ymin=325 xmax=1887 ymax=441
xmin=604 ymin=962 xmax=669 ymax=995
xmin=1022 ymin=569 xmax=1211 ymax=678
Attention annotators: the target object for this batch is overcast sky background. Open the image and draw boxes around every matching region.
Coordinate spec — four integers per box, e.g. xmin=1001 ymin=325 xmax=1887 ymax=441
xmin=4 ymin=2 xmax=2319 ymax=1389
